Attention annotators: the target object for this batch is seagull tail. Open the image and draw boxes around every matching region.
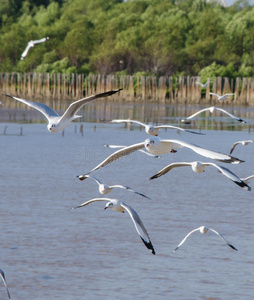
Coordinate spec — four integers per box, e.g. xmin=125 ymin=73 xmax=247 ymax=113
xmin=140 ymin=237 xmax=155 ymax=255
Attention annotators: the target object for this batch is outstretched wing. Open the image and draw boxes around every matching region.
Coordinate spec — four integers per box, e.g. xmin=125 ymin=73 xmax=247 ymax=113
xmin=0 ymin=268 xmax=12 ymax=300
xmin=161 ymin=139 xmax=244 ymax=164
xmin=78 ymin=142 xmax=145 ymax=180
xmin=71 ymin=198 xmax=111 ymax=209
xmin=155 ymin=125 xmax=203 ymax=135
xmin=2 ymin=94 xmax=58 ymax=121
xmin=60 ymin=89 xmax=122 ymax=122
xmin=32 ymin=37 xmax=49 ymax=44
xmin=110 ymin=185 xmax=151 ymax=199
xmin=149 ymin=162 xmax=192 ymax=180
xmin=184 ymin=107 xmax=211 ymax=120
xmin=121 ymin=202 xmax=155 ymax=255
xmin=209 ymin=228 xmax=238 ymax=251
xmin=215 ymin=107 xmax=246 ymax=123
xmin=174 ymin=228 xmax=200 ymax=252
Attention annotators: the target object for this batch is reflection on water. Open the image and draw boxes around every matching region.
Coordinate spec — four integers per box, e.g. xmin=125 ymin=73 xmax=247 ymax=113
xmin=1 ymin=100 xmax=254 ymax=132
xmin=1 ymin=101 xmax=254 ymax=299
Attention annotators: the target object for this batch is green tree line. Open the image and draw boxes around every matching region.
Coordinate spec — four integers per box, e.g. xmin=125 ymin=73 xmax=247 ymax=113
xmin=0 ymin=0 xmax=253 ymax=79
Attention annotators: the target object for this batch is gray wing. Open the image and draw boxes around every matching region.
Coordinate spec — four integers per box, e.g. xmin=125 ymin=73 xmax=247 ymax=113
xmin=78 ymin=142 xmax=145 ymax=180
xmin=155 ymin=125 xmax=203 ymax=135
xmin=32 ymin=37 xmax=48 ymax=44
xmin=71 ymin=198 xmax=111 ymax=209
xmin=161 ymin=139 xmax=244 ymax=164
xmin=109 ymin=185 xmax=151 ymax=199
xmin=60 ymin=89 xmax=122 ymax=122
xmin=0 ymin=269 xmax=11 ymax=300
xmin=184 ymin=107 xmax=211 ymax=120
xmin=206 ymin=163 xmax=251 ymax=191
xmin=110 ymin=119 xmax=146 ymax=127
xmin=174 ymin=228 xmax=200 ymax=252
xmin=2 ymin=94 xmax=58 ymax=121
xmin=121 ymin=202 xmax=155 ymax=255
xmin=149 ymin=162 xmax=192 ymax=179
xmin=215 ymin=107 xmax=246 ymax=123
xmin=209 ymin=228 xmax=238 ymax=251
xmin=104 ymin=144 xmax=159 ymax=157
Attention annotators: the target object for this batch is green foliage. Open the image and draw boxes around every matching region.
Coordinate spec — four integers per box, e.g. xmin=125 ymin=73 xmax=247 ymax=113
xmin=0 ymin=0 xmax=254 ymax=77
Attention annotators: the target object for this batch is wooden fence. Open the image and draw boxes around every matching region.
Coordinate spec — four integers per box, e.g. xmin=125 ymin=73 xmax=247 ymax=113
xmin=1 ymin=73 xmax=254 ymax=106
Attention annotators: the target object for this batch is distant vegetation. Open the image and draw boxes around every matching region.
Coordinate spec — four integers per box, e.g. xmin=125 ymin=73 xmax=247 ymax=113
xmin=0 ymin=0 xmax=254 ymax=79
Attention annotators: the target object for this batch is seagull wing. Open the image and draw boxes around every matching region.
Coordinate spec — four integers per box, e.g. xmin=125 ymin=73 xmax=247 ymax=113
xmin=205 ymin=163 xmax=251 ymax=191
xmin=121 ymin=202 xmax=155 ymax=255
xmin=2 ymin=94 xmax=58 ymax=121
xmin=71 ymin=198 xmax=111 ymax=209
xmin=104 ymin=144 xmax=159 ymax=157
xmin=174 ymin=227 xmax=201 ymax=251
xmin=185 ymin=107 xmax=211 ymax=120
xmin=161 ymin=139 xmax=244 ymax=164
xmin=209 ymin=92 xmax=220 ymax=97
xmin=222 ymin=93 xmax=234 ymax=96
xmin=80 ymin=174 xmax=103 ymax=185
xmin=215 ymin=107 xmax=246 ymax=123
xmin=155 ymin=125 xmax=203 ymax=135
xmin=149 ymin=162 xmax=192 ymax=180
xmin=0 ymin=269 xmax=11 ymax=300
xmin=59 ymin=89 xmax=122 ymax=122
xmin=111 ymin=119 xmax=146 ymax=127
xmin=32 ymin=37 xmax=48 ymax=44
xmin=229 ymin=142 xmax=239 ymax=154
xmin=241 ymin=174 xmax=254 ymax=183
xmin=109 ymin=185 xmax=151 ymax=199
xmin=20 ymin=43 xmax=33 ymax=59
xmin=208 ymin=228 xmax=238 ymax=251
xmin=78 ymin=142 xmax=145 ymax=180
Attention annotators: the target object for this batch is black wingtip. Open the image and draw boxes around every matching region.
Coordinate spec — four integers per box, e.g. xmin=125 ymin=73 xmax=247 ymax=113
xmin=77 ymin=175 xmax=86 ymax=181
xmin=234 ymin=180 xmax=251 ymax=191
xmin=140 ymin=237 xmax=156 ymax=255
xmin=239 ymin=119 xmax=246 ymax=123
xmin=228 ymin=244 xmax=238 ymax=251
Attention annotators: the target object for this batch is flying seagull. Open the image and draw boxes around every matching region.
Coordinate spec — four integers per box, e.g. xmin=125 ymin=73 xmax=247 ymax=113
xmin=110 ymin=119 xmax=203 ymax=136
xmin=80 ymin=174 xmax=151 ymax=199
xmin=181 ymin=106 xmax=246 ymax=123
xmin=0 ymin=268 xmax=12 ymax=300
xmin=78 ymin=137 xmax=243 ymax=180
xmin=72 ymin=198 xmax=155 ymax=255
xmin=209 ymin=92 xmax=234 ymax=101
xmin=230 ymin=140 xmax=253 ymax=154
xmin=149 ymin=161 xmax=251 ymax=191
xmin=195 ymin=81 xmax=209 ymax=88
xmin=3 ymin=89 xmax=122 ymax=132
xmin=174 ymin=226 xmax=238 ymax=252
xmin=20 ymin=37 xmax=49 ymax=60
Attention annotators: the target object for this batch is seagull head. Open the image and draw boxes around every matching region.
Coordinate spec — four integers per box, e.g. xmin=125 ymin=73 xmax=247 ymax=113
xmin=145 ymin=138 xmax=154 ymax=148
xmin=47 ymin=123 xmax=57 ymax=133
xmin=200 ymin=226 xmax=209 ymax=234
xmin=146 ymin=125 xmax=157 ymax=135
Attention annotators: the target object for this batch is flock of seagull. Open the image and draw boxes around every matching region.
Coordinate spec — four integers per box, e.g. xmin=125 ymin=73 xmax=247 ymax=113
xmin=1 ymin=81 xmax=253 ymax=298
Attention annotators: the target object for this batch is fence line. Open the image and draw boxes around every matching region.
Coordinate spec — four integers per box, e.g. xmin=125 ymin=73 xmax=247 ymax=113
xmin=0 ymin=73 xmax=254 ymax=106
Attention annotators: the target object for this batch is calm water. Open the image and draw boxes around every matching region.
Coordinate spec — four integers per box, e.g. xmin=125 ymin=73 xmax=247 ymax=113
xmin=1 ymin=103 xmax=254 ymax=299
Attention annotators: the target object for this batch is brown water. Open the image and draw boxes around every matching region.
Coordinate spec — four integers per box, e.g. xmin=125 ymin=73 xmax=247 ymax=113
xmin=0 ymin=103 xmax=254 ymax=299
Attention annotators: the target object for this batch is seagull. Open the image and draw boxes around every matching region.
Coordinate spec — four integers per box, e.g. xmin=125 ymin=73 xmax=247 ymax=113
xmin=149 ymin=161 xmax=251 ymax=191
xmin=241 ymin=175 xmax=254 ymax=184
xmin=209 ymin=92 xmax=234 ymax=101
xmin=80 ymin=174 xmax=151 ymax=199
xmin=78 ymin=137 xmax=243 ymax=180
xmin=3 ymin=89 xmax=122 ymax=132
xmin=0 ymin=268 xmax=12 ymax=300
xmin=72 ymin=198 xmax=155 ymax=255
xmin=181 ymin=106 xmax=246 ymax=123
xmin=110 ymin=119 xmax=203 ymax=136
xmin=20 ymin=37 xmax=49 ymax=60
xmin=230 ymin=140 xmax=253 ymax=154
xmin=104 ymin=144 xmax=160 ymax=158
xmin=174 ymin=226 xmax=238 ymax=252
xmin=195 ymin=81 xmax=209 ymax=88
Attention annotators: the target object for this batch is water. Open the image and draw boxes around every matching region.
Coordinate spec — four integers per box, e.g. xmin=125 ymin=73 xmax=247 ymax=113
xmin=1 ymin=105 xmax=254 ymax=299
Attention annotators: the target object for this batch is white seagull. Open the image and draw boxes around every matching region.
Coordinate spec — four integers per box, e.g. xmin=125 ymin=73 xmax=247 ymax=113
xmin=195 ymin=81 xmax=209 ymax=88
xmin=209 ymin=92 xmax=234 ymax=101
xmin=78 ymin=137 xmax=243 ymax=180
xmin=181 ymin=106 xmax=246 ymax=123
xmin=80 ymin=174 xmax=151 ymax=199
xmin=149 ymin=161 xmax=251 ymax=191
xmin=72 ymin=198 xmax=155 ymax=255
xmin=174 ymin=226 xmax=238 ymax=252
xmin=104 ymin=144 xmax=160 ymax=158
xmin=0 ymin=268 xmax=12 ymax=300
xmin=20 ymin=37 xmax=49 ymax=60
xmin=230 ymin=140 xmax=253 ymax=154
xmin=3 ymin=89 xmax=122 ymax=132
xmin=110 ymin=119 xmax=203 ymax=136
